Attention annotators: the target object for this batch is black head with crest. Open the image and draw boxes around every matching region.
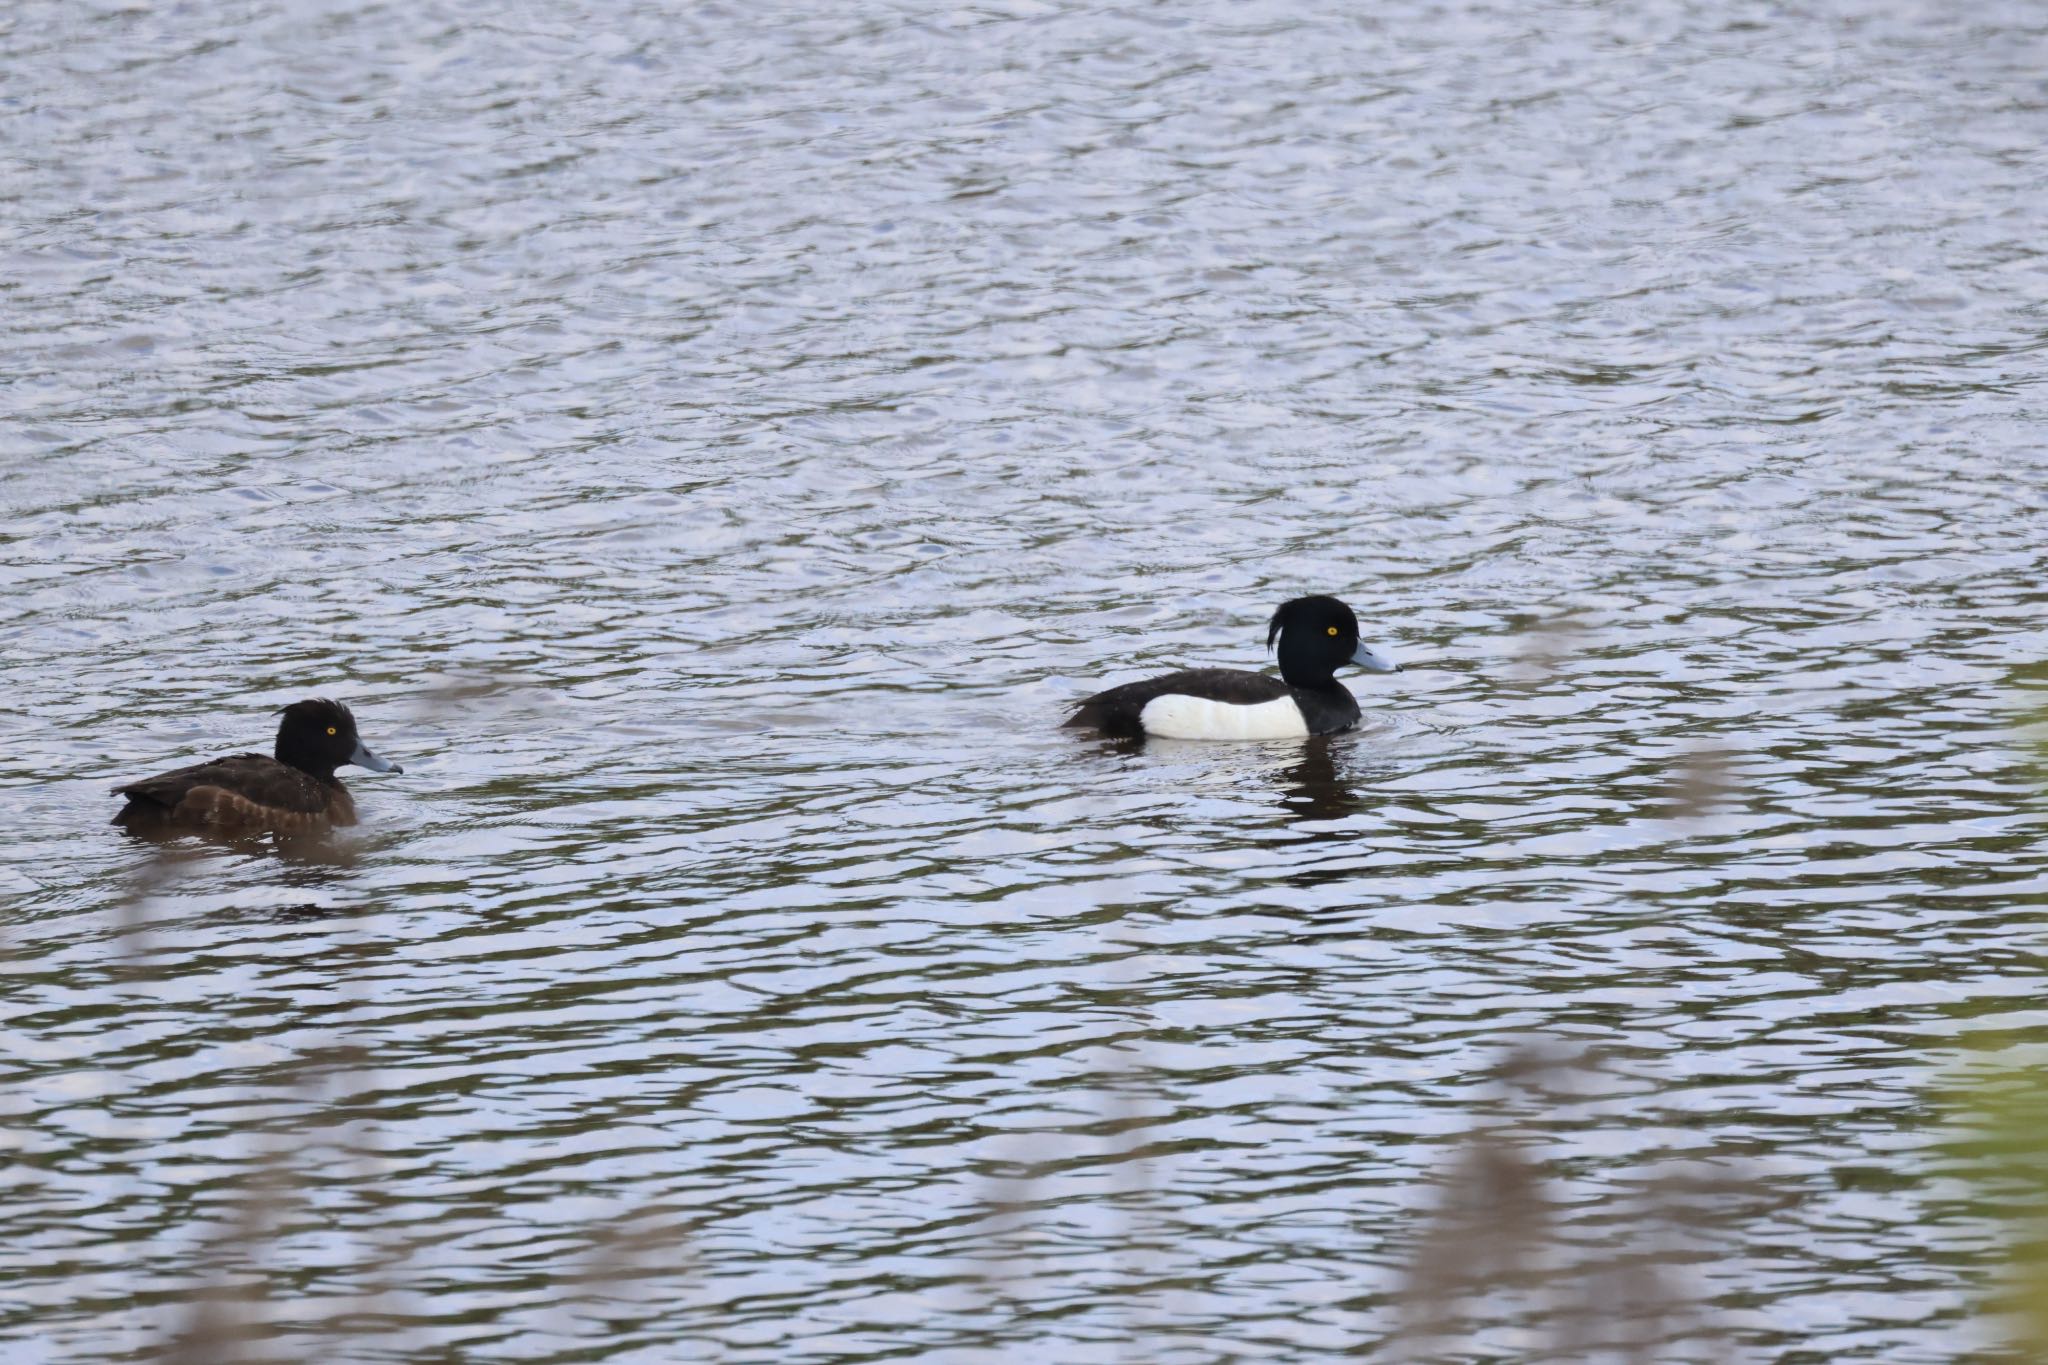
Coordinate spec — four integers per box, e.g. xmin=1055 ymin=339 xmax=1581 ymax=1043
xmin=1268 ymin=596 xmax=1399 ymax=686
xmin=275 ymin=699 xmax=401 ymax=779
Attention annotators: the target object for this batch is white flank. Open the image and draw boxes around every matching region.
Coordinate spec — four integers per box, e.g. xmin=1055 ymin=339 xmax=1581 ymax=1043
xmin=1138 ymin=694 xmax=1309 ymax=741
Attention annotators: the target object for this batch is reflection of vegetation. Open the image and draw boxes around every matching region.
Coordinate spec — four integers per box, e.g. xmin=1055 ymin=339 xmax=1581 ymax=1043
xmin=1933 ymin=665 xmax=2048 ymax=1358
xmin=1391 ymin=1049 xmax=1779 ymax=1363
xmin=1936 ymin=1052 xmax=2048 ymax=1358
xmin=139 ymin=1062 xmax=701 ymax=1360
xmin=2019 ymin=661 xmax=2048 ymax=790
xmin=966 ymin=1046 xmax=1786 ymax=1361
xmin=103 ymin=886 xmax=699 ymax=1362
xmin=152 ymin=1046 xmax=1787 ymax=1361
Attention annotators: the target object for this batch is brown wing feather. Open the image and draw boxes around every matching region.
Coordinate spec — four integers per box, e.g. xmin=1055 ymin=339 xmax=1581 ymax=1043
xmin=112 ymin=753 xmax=347 ymax=831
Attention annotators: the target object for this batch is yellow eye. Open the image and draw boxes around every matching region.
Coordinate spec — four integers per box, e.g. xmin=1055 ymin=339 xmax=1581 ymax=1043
xmin=326 ymin=727 xmax=337 ymax=735
xmin=1327 ymin=626 xmax=1339 ymax=636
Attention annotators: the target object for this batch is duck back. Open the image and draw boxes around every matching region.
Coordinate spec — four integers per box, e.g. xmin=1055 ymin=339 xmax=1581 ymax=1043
xmin=112 ymin=753 xmax=352 ymax=833
xmin=1065 ymin=668 xmax=1295 ymax=738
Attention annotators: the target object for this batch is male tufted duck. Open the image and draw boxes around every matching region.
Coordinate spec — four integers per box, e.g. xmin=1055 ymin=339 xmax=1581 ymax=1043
xmin=111 ymin=699 xmax=403 ymax=834
xmin=1064 ymin=595 xmax=1399 ymax=740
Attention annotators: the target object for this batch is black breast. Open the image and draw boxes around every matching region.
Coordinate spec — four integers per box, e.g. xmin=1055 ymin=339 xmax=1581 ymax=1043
xmin=1288 ymin=682 xmax=1361 ymax=737
xmin=1064 ymin=668 xmax=1293 ymax=737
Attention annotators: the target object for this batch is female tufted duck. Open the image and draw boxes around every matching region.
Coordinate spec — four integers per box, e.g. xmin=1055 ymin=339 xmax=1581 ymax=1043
xmin=1064 ymin=596 xmax=1399 ymax=740
xmin=111 ymin=699 xmax=403 ymax=834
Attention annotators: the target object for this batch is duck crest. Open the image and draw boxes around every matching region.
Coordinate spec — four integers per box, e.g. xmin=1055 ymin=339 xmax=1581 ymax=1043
xmin=111 ymin=700 xmax=399 ymax=835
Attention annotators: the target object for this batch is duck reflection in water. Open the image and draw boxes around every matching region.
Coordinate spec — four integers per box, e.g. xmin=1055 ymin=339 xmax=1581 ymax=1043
xmin=1274 ymin=738 xmax=1389 ymax=892
xmin=1277 ymin=738 xmax=1359 ymax=824
xmin=115 ymin=829 xmax=378 ymax=928
xmin=1070 ymin=729 xmax=1381 ymax=886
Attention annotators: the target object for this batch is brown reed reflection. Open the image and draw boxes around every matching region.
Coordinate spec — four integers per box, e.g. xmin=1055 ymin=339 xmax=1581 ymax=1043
xmin=103 ymin=890 xmax=701 ymax=1362
xmin=1392 ymin=1047 xmax=1783 ymax=1364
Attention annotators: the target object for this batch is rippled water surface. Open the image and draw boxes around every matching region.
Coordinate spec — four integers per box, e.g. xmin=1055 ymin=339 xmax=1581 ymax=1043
xmin=7 ymin=1 xmax=2048 ymax=1359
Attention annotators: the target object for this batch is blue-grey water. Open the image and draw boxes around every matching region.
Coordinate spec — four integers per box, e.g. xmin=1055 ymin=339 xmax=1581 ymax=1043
xmin=5 ymin=1 xmax=2048 ymax=1360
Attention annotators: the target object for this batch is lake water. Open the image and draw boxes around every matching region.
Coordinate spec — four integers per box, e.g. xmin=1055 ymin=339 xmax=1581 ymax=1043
xmin=6 ymin=1 xmax=2048 ymax=1360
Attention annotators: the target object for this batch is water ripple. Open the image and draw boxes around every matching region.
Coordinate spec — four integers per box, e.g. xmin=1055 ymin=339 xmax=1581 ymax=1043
xmin=6 ymin=0 xmax=2048 ymax=1360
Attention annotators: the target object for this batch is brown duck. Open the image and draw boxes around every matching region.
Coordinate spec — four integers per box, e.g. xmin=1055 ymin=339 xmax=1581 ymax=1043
xmin=111 ymin=699 xmax=403 ymax=834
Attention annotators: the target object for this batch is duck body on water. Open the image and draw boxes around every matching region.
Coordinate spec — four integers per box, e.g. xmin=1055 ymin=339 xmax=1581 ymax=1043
xmin=1064 ymin=595 xmax=1401 ymax=741
xmin=111 ymin=698 xmax=402 ymax=835
xmin=99 ymin=603 xmax=1386 ymax=835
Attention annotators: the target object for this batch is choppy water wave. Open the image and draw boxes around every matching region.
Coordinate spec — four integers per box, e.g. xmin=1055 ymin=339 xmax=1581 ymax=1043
xmin=4 ymin=0 xmax=2048 ymax=1359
